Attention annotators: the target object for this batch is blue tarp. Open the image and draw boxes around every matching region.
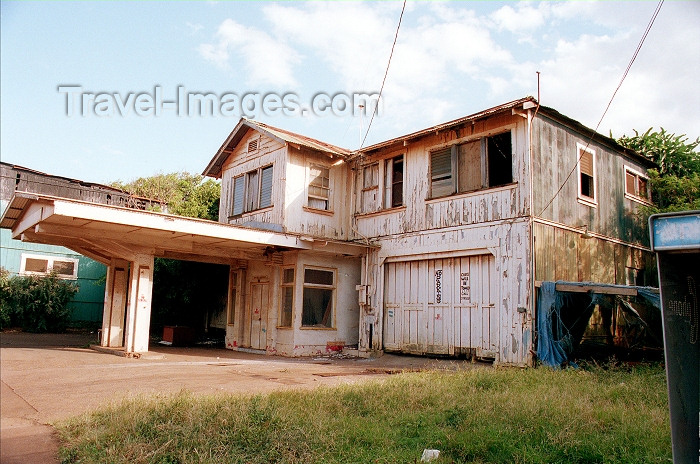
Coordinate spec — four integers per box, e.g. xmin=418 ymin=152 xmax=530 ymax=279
xmin=536 ymin=281 xmax=661 ymax=368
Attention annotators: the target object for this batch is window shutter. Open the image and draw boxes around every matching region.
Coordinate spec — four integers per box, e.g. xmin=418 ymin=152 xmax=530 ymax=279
xmin=625 ymin=171 xmax=636 ymax=194
xmin=259 ymin=166 xmax=273 ymax=208
xmin=431 ymin=148 xmax=454 ymax=198
xmin=232 ymin=175 xmax=244 ymax=216
xmin=580 ymin=150 xmax=593 ymax=176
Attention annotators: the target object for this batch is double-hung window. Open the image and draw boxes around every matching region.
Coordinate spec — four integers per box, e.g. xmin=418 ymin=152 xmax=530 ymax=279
xmin=308 ymin=165 xmax=330 ymax=210
xmin=230 ymin=165 xmax=273 ymax=216
xmin=279 ymin=267 xmax=294 ymax=328
xmin=624 ymin=167 xmax=650 ymax=203
xmin=301 ymin=267 xmax=335 ymax=328
xmin=429 ymin=131 xmax=513 ymax=199
xmin=385 ymin=155 xmax=404 ymax=208
xmin=359 ymin=155 xmax=404 ymax=213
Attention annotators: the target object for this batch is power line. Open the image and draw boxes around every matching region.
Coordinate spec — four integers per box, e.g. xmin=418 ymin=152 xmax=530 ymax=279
xmin=537 ymin=0 xmax=664 ymax=217
xmin=360 ymin=0 xmax=406 ymax=149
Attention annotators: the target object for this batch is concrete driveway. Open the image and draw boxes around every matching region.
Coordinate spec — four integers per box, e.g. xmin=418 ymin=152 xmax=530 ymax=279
xmin=1 ymin=331 xmax=484 ymax=463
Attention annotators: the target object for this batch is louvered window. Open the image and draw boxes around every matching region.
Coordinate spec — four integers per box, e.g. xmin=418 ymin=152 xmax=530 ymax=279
xmin=624 ymin=167 xmax=650 ymax=202
xmin=247 ymin=139 xmax=258 ymax=153
xmin=430 ymin=147 xmax=455 ymax=198
xmin=578 ymin=147 xmax=596 ymax=203
xmin=230 ymin=164 xmax=274 ymax=217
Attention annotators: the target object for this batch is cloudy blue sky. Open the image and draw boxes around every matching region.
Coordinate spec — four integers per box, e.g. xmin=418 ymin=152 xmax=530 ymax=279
xmin=1 ymin=1 xmax=698 ymax=184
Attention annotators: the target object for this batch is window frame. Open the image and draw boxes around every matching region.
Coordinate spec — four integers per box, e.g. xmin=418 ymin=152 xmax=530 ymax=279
xmin=301 ymin=266 xmax=336 ymax=329
xmin=428 ymin=131 xmax=513 ymax=199
xmin=307 ymin=164 xmax=331 ymax=211
xmin=229 ymin=164 xmax=274 ymax=218
xmin=624 ymin=165 xmax=652 ymax=204
xmin=360 ymin=162 xmax=380 ymax=213
xmin=278 ymin=266 xmax=295 ymax=328
xmin=19 ymin=253 xmax=79 ymax=280
xmin=385 ymin=154 xmax=404 ymax=209
xmin=576 ymin=143 xmax=597 ymax=207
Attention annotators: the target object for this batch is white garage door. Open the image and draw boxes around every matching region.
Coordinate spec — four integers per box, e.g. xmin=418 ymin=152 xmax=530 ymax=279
xmin=383 ymin=255 xmax=498 ymax=358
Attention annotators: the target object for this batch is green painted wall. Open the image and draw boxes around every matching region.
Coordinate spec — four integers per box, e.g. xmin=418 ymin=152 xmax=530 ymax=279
xmin=0 ymin=227 xmax=107 ymax=323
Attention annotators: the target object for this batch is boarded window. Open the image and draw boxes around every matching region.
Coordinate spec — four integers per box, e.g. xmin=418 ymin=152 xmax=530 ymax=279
xmin=246 ymin=169 xmax=259 ymax=211
xmin=385 ymin=155 xmax=404 ymax=208
xmin=361 ymin=163 xmax=379 ymax=213
xmin=579 ymin=148 xmax=595 ymax=202
xmin=279 ymin=268 xmax=294 ymax=327
xmin=20 ymin=254 xmax=79 ymax=279
xmin=625 ymin=168 xmax=650 ymax=202
xmin=230 ymin=165 xmax=273 ymax=217
xmin=457 ymin=140 xmax=482 ymax=193
xmin=308 ymin=165 xmax=330 ymax=210
xmin=302 ymin=268 xmax=334 ymax=328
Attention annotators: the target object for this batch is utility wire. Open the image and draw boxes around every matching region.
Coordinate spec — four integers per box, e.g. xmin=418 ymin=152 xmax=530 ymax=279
xmin=360 ymin=0 xmax=406 ymax=149
xmin=537 ymin=0 xmax=664 ymax=216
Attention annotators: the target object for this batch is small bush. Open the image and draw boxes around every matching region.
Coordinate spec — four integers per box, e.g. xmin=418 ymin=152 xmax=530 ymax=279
xmin=0 ymin=268 xmax=78 ymax=332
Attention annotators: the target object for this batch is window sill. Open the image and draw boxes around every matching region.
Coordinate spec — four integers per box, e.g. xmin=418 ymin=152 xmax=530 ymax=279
xmin=355 ymin=205 xmax=407 ymax=219
xmin=577 ymin=196 xmax=598 ymax=208
xmin=426 ymin=182 xmax=518 ymax=204
xmin=300 ymin=326 xmax=336 ymax=330
xmin=276 ymin=326 xmax=293 ymax=330
xmin=228 ymin=205 xmax=274 ymax=220
xmin=624 ymin=193 xmax=653 ymax=206
xmin=303 ymin=206 xmax=334 ymax=216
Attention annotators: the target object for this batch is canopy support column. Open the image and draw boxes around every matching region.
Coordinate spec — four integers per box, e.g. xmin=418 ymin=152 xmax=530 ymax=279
xmin=123 ymin=253 xmax=155 ymax=353
xmin=101 ymin=258 xmax=129 ymax=348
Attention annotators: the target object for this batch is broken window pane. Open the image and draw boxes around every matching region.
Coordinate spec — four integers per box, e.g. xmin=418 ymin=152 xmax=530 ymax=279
xmin=487 ymin=132 xmax=512 ymax=187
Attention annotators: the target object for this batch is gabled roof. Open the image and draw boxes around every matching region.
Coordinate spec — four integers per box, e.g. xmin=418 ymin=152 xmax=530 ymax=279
xmin=203 ymin=97 xmax=653 ymax=178
xmin=202 ymin=118 xmax=352 ymax=178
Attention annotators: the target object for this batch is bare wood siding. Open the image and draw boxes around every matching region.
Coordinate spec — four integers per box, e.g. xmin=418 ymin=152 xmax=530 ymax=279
xmin=533 ymin=222 xmax=655 ymax=285
xmin=219 ymin=130 xmax=286 ymax=230
xmin=361 ymin=219 xmax=533 ymax=366
xmin=531 ymin=115 xmax=650 ymax=246
xmin=353 ymin=115 xmax=530 ymax=239
xmin=283 ymin=148 xmax=350 ymax=240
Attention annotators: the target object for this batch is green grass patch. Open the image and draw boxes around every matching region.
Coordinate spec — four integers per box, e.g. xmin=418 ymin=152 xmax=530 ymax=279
xmin=56 ymin=364 xmax=671 ymax=463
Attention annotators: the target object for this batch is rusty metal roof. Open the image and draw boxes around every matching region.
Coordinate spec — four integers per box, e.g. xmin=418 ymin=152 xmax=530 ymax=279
xmin=203 ymin=97 xmax=652 ymax=177
xmin=202 ymin=118 xmax=352 ymax=178
xmin=356 ymin=97 xmax=538 ymax=155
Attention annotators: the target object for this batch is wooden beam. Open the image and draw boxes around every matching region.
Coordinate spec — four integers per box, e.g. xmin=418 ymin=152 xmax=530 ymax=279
xmin=555 ymin=283 xmax=638 ymax=296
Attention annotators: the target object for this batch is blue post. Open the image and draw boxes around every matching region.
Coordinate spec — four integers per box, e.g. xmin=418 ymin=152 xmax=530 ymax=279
xmin=649 ymin=211 xmax=699 ymax=464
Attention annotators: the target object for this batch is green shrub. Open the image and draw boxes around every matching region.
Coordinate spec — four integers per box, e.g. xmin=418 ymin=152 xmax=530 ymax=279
xmin=0 ymin=268 xmax=78 ymax=332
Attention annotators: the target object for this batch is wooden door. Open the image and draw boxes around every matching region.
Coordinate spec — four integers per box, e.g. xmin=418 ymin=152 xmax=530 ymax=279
xmin=249 ymin=283 xmax=268 ymax=350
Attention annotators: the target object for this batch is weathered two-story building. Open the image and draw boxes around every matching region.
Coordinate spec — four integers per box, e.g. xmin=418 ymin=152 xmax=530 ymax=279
xmin=1 ymin=97 xmax=655 ymax=366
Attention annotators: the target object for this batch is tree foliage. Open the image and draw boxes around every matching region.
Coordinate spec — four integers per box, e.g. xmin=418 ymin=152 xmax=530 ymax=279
xmin=112 ymin=172 xmax=220 ymax=221
xmin=616 ymin=128 xmax=700 ymax=214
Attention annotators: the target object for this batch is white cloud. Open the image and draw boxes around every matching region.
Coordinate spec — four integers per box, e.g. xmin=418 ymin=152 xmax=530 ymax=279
xmin=198 ymin=18 xmax=300 ymax=87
